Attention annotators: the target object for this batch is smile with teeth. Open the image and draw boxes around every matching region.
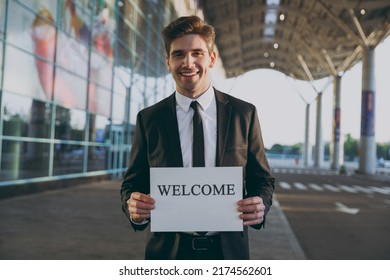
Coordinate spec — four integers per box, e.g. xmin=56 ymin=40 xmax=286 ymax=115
xmin=180 ymin=71 xmax=198 ymax=77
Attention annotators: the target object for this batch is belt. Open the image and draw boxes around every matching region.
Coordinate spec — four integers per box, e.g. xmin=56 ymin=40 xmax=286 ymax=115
xmin=179 ymin=233 xmax=221 ymax=251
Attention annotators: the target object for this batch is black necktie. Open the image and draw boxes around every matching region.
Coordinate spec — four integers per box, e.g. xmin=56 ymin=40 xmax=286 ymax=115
xmin=190 ymin=101 xmax=205 ymax=167
xmin=190 ymin=101 xmax=207 ymax=236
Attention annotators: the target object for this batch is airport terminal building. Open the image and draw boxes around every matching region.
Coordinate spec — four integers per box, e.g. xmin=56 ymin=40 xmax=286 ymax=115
xmin=0 ymin=0 xmax=200 ymax=189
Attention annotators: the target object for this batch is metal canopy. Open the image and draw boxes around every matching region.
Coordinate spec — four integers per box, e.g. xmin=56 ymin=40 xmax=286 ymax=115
xmin=200 ymin=0 xmax=390 ymax=80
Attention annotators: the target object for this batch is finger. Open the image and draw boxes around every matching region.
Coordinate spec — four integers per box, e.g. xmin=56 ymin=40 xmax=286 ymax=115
xmin=240 ymin=211 xmax=265 ymax=226
xmin=127 ymin=199 xmax=155 ymax=213
xmin=237 ymin=196 xmax=263 ymax=206
xmin=238 ymin=202 xmax=265 ymax=213
xmin=130 ymin=192 xmax=155 ymax=204
xmin=130 ymin=212 xmax=151 ymax=223
xmin=243 ymin=217 xmax=264 ymax=226
xmin=240 ymin=210 xmax=264 ymax=220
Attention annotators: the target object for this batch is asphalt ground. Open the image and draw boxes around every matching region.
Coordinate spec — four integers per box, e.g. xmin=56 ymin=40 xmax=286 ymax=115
xmin=274 ymin=169 xmax=390 ymax=260
xmin=0 ymin=179 xmax=305 ymax=260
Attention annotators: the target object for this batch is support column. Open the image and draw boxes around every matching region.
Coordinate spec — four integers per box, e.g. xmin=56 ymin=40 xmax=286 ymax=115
xmin=331 ymin=75 xmax=341 ymax=170
xmin=314 ymin=92 xmax=323 ymax=167
xmin=304 ymin=104 xmax=310 ymax=166
xmin=359 ymin=47 xmax=376 ymax=175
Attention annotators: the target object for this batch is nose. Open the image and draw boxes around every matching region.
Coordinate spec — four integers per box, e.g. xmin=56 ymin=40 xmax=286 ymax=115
xmin=183 ymin=54 xmax=194 ymax=68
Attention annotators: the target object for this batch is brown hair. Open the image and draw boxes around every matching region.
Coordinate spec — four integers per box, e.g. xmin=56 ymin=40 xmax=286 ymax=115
xmin=162 ymin=15 xmax=215 ymax=56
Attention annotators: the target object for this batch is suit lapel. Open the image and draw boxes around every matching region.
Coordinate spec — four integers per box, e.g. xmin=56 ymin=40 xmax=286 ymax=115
xmin=160 ymin=94 xmax=183 ymax=167
xmin=215 ymin=89 xmax=231 ymax=166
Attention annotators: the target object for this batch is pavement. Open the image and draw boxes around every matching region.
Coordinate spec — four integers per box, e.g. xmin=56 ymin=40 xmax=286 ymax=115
xmin=0 ymin=178 xmax=306 ymax=260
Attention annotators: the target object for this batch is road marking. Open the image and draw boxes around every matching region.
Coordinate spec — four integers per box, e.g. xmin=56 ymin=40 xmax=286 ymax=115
xmin=278 ymin=182 xmax=390 ymax=195
xmin=335 ymin=202 xmax=359 ymax=215
xmin=369 ymin=186 xmax=390 ymax=195
xmin=279 ymin=181 xmax=292 ymax=189
xmin=352 ymin=185 xmax=374 ymax=194
xmin=323 ymin=184 xmax=341 ymax=192
xmin=308 ymin=183 xmax=324 ymax=191
xmin=293 ymin=182 xmax=307 ymax=190
xmin=338 ymin=185 xmax=358 ymax=193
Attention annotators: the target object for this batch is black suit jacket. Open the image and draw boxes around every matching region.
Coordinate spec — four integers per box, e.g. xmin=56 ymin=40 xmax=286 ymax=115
xmin=121 ymin=88 xmax=275 ymax=259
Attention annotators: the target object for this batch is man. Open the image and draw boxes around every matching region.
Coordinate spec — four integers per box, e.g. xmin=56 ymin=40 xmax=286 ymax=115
xmin=121 ymin=15 xmax=275 ymax=260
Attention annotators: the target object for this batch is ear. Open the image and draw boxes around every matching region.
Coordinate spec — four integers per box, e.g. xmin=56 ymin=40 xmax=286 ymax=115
xmin=166 ymin=54 xmax=171 ymax=71
xmin=209 ymin=51 xmax=217 ymax=68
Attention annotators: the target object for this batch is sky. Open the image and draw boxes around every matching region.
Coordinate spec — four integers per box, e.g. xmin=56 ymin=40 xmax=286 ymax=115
xmin=213 ymin=36 xmax=390 ymax=150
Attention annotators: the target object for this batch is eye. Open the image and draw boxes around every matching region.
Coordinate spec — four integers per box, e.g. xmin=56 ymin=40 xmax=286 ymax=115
xmin=193 ymin=51 xmax=204 ymax=57
xmin=171 ymin=51 xmax=184 ymax=58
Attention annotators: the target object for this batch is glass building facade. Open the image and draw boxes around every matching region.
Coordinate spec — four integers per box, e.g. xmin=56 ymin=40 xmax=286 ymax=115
xmin=0 ymin=0 xmax=178 ymax=187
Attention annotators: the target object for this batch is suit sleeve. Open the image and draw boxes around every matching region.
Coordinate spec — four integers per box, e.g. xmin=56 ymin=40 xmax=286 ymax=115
xmin=120 ymin=112 xmax=150 ymax=231
xmin=245 ymin=106 xmax=275 ymax=229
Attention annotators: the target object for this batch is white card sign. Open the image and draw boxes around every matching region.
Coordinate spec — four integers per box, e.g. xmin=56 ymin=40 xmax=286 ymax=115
xmin=150 ymin=167 xmax=243 ymax=232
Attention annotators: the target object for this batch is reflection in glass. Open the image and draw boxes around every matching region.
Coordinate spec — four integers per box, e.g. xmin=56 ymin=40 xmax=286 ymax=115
xmin=60 ymin=0 xmax=93 ymax=46
xmin=0 ymin=43 xmax=3 ymax=89
xmin=89 ymin=114 xmax=109 ymax=142
xmin=112 ymin=92 xmax=126 ymax=122
xmin=0 ymin=140 xmax=49 ymax=181
xmin=54 ymin=67 xmax=87 ymax=109
xmin=7 ymin=1 xmax=57 ymax=101
xmin=19 ymin=0 xmax=57 ymax=20
xmin=91 ymin=1 xmax=115 ymax=60
xmin=55 ymin=106 xmax=86 ymax=141
xmin=55 ymin=31 xmax=89 ymax=78
xmin=0 ymin=1 xmax=5 ymax=39
xmin=87 ymin=146 xmax=108 ymax=171
xmin=88 ymin=84 xmax=111 ymax=116
xmin=2 ymin=93 xmax=52 ymax=138
xmin=53 ymin=144 xmax=84 ymax=175
xmin=3 ymin=45 xmax=50 ymax=100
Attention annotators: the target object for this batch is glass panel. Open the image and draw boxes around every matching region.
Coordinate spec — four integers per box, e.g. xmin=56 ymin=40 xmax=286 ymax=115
xmin=56 ymin=30 xmax=89 ymax=78
xmin=2 ymin=93 xmax=52 ymax=138
xmin=7 ymin=0 xmax=56 ymax=62
xmin=0 ymin=43 xmax=3 ymax=86
xmin=111 ymin=92 xmax=126 ymax=122
xmin=20 ymin=0 xmax=57 ymax=21
xmin=3 ymin=45 xmax=52 ymax=100
xmin=88 ymin=84 xmax=111 ymax=116
xmin=60 ymin=0 xmax=93 ymax=46
xmin=0 ymin=140 xmax=49 ymax=181
xmin=0 ymin=0 xmax=5 ymax=39
xmin=55 ymin=106 xmax=86 ymax=141
xmin=90 ymin=51 xmax=113 ymax=88
xmin=54 ymin=67 xmax=87 ymax=109
xmin=87 ymin=146 xmax=108 ymax=171
xmin=117 ymin=26 xmax=133 ymax=68
xmin=91 ymin=1 xmax=115 ymax=60
xmin=53 ymin=144 xmax=84 ymax=175
xmin=89 ymin=114 xmax=109 ymax=143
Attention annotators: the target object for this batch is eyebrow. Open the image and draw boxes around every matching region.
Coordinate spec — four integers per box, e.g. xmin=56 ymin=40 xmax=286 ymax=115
xmin=170 ymin=48 xmax=206 ymax=56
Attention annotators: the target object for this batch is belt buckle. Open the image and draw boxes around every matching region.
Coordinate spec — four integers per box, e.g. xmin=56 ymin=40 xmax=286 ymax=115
xmin=192 ymin=236 xmax=209 ymax=251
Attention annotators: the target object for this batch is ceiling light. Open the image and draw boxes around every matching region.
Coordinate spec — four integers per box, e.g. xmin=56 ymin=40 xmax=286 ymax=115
xmin=273 ymin=43 xmax=279 ymax=49
xmin=360 ymin=9 xmax=366 ymax=15
xmin=270 ymin=62 xmax=275 ymax=67
xmin=264 ymin=52 xmax=269 ymax=57
xmin=279 ymin=13 xmax=285 ymax=21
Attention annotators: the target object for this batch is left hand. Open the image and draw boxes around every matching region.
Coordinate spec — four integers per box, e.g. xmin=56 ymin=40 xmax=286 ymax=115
xmin=237 ymin=196 xmax=265 ymax=226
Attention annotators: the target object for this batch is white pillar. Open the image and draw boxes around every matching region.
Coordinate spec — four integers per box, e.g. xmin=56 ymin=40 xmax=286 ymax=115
xmin=359 ymin=47 xmax=376 ymax=175
xmin=331 ymin=75 xmax=341 ymax=170
xmin=314 ymin=92 xmax=323 ymax=167
xmin=304 ymin=104 xmax=310 ymax=166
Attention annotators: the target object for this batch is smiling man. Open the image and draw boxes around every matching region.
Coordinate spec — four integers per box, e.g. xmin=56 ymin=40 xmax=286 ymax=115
xmin=120 ymin=15 xmax=275 ymax=260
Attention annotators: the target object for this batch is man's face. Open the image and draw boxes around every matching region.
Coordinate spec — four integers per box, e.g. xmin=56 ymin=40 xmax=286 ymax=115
xmin=166 ymin=34 xmax=216 ymax=99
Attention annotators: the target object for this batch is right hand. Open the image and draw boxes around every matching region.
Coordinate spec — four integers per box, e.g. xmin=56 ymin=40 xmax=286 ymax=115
xmin=127 ymin=192 xmax=155 ymax=223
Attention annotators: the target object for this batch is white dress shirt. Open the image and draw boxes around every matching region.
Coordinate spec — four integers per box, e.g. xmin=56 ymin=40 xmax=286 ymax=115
xmin=175 ymin=86 xmax=217 ymax=168
xmin=176 ymin=86 xmax=218 ymax=236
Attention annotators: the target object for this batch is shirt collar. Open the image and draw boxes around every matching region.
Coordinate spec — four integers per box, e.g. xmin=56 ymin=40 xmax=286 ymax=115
xmin=175 ymin=86 xmax=214 ymax=113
